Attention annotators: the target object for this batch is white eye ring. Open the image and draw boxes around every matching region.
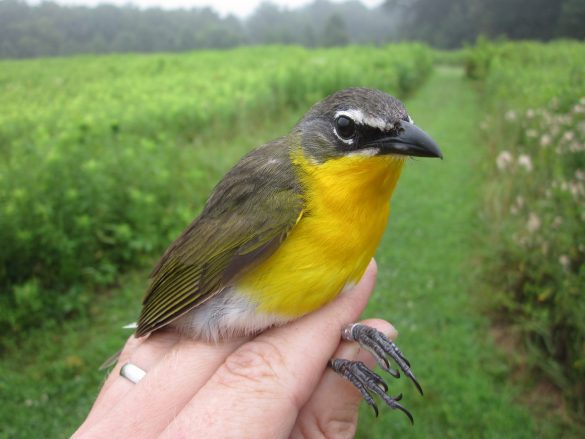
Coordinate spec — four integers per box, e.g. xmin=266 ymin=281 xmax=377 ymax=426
xmin=334 ymin=129 xmax=354 ymax=145
xmin=334 ymin=115 xmax=356 ymax=142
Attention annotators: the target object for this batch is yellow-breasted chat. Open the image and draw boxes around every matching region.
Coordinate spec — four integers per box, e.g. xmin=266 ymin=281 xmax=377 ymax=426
xmin=132 ymin=87 xmax=442 ymax=419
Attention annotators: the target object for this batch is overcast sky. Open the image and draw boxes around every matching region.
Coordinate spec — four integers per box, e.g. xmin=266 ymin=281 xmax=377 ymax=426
xmin=27 ymin=1 xmax=385 ymax=18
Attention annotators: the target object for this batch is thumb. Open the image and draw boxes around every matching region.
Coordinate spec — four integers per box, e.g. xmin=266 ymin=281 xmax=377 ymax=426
xmin=290 ymin=319 xmax=397 ymax=439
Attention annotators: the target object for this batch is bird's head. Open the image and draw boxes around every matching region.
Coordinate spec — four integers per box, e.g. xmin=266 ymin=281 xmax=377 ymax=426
xmin=295 ymin=87 xmax=442 ymax=163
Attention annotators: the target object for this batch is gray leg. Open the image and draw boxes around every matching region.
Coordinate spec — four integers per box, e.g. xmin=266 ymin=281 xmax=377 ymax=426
xmin=342 ymin=323 xmax=423 ymax=395
xmin=328 ymin=358 xmax=413 ymax=423
xmin=328 ymin=323 xmax=422 ymax=422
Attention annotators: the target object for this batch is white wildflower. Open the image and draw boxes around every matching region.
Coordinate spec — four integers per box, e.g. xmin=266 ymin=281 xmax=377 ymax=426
xmin=575 ymin=170 xmax=585 ymax=181
xmin=559 ymin=255 xmax=570 ymax=270
xmin=563 ymin=131 xmax=575 ymax=142
xmin=527 ymin=129 xmax=538 ymax=138
xmin=505 ymin=110 xmax=517 ymax=122
xmin=526 ymin=212 xmax=541 ymax=233
xmin=570 ymin=181 xmax=583 ymax=198
xmin=540 ymin=134 xmax=551 ymax=147
xmin=515 ymin=195 xmax=525 ymax=208
xmin=517 ymin=154 xmax=533 ymax=172
xmin=526 ymin=109 xmax=535 ymax=119
xmin=496 ymin=151 xmax=514 ymax=171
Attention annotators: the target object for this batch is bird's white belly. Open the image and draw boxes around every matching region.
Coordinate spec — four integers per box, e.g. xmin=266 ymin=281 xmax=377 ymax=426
xmin=169 ymin=280 xmax=357 ymax=342
xmin=170 ymin=286 xmax=290 ymax=342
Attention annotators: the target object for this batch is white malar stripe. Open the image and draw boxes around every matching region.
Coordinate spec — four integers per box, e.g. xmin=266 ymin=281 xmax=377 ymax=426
xmin=123 ymin=322 xmax=138 ymax=329
xmin=335 ymin=109 xmax=390 ymax=131
xmin=407 ymin=115 xmax=415 ymax=124
xmin=347 ymin=147 xmax=380 ymax=157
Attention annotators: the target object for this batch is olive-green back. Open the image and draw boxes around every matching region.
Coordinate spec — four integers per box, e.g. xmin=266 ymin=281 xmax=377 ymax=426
xmin=136 ymin=138 xmax=304 ymax=337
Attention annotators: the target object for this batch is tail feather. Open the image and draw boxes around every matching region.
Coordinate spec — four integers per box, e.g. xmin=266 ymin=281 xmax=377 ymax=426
xmin=99 ymin=349 xmax=122 ymax=370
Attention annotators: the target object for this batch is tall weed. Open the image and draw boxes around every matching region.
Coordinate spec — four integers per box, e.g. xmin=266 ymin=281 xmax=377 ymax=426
xmin=468 ymin=41 xmax=585 ymax=415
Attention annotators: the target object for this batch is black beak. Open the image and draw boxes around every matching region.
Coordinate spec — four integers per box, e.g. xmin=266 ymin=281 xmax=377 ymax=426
xmin=372 ymin=121 xmax=443 ymax=159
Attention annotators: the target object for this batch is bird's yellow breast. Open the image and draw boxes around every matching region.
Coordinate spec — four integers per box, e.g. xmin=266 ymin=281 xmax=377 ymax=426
xmin=236 ymin=149 xmax=405 ymax=317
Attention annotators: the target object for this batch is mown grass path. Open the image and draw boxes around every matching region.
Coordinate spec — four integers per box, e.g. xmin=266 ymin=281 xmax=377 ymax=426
xmin=357 ymin=66 xmax=535 ymax=438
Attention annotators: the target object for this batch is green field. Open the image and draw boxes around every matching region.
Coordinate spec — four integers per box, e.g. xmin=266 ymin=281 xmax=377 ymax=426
xmin=1 ymin=43 xmax=583 ymax=437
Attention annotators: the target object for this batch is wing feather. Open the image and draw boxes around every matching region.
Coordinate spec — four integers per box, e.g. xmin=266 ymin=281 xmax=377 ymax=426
xmin=135 ymin=140 xmax=303 ymax=337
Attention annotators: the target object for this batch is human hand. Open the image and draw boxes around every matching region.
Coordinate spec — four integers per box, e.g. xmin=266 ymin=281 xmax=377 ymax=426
xmin=74 ymin=260 xmax=398 ymax=438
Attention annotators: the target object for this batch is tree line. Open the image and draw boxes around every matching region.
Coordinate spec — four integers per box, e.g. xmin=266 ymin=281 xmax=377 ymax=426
xmin=386 ymin=0 xmax=585 ymax=48
xmin=0 ymin=0 xmax=583 ymax=59
xmin=0 ymin=0 xmax=399 ymax=58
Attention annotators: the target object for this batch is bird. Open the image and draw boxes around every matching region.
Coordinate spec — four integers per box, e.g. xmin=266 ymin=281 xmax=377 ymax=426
xmin=131 ymin=87 xmax=442 ymax=419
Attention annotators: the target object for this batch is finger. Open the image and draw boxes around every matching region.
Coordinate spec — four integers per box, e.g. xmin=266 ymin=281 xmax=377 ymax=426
xmin=160 ymin=259 xmax=378 ymax=439
xmin=82 ymin=335 xmax=247 ymax=439
xmin=74 ymin=329 xmax=180 ymax=436
xmin=291 ymin=319 xmax=397 ymax=439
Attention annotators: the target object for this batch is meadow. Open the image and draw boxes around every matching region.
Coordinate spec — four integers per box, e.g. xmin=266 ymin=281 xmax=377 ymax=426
xmin=1 ymin=42 xmax=584 ymax=437
xmin=0 ymin=44 xmax=432 ymax=333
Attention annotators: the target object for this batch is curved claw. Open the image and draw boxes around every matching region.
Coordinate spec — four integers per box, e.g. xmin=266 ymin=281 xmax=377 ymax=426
xmin=406 ymin=370 xmax=424 ymax=396
xmin=395 ymin=401 xmax=414 ymax=425
xmin=380 ymin=362 xmax=401 ymax=379
xmin=329 ymin=359 xmax=413 ymax=422
xmin=346 ymin=323 xmax=422 ymax=394
xmin=368 ymin=400 xmax=379 ymax=418
xmin=378 ymin=392 xmax=413 ymax=424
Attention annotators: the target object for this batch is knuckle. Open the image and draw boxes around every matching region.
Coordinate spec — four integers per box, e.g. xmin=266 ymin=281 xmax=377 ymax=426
xmin=215 ymin=339 xmax=288 ymax=391
xmin=315 ymin=411 xmax=358 ymax=439
xmin=298 ymin=410 xmax=358 ymax=439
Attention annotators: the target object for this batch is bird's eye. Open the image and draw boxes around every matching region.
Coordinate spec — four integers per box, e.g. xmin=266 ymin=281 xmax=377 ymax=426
xmin=335 ymin=116 xmax=356 ymax=140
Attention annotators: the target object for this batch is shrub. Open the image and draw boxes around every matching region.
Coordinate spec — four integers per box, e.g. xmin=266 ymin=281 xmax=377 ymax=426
xmin=469 ymin=41 xmax=585 ymax=415
xmin=0 ymin=44 xmax=433 ymax=333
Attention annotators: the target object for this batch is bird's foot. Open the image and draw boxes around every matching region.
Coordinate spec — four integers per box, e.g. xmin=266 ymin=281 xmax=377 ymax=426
xmin=329 ymin=323 xmax=422 ymax=421
xmin=329 ymin=358 xmax=413 ymax=423
xmin=342 ymin=323 xmax=423 ymax=395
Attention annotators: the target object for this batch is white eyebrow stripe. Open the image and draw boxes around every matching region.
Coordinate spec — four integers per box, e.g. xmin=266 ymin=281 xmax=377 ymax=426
xmin=335 ymin=109 xmax=390 ymax=131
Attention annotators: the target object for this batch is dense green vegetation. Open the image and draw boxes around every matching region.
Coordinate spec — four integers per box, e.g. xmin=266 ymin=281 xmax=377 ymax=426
xmin=467 ymin=41 xmax=585 ymax=418
xmin=0 ymin=44 xmax=432 ymax=335
xmin=2 ymin=41 xmax=584 ymax=437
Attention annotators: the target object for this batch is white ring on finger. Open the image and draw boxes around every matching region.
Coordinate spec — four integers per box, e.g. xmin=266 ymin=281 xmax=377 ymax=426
xmin=120 ymin=362 xmax=146 ymax=384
